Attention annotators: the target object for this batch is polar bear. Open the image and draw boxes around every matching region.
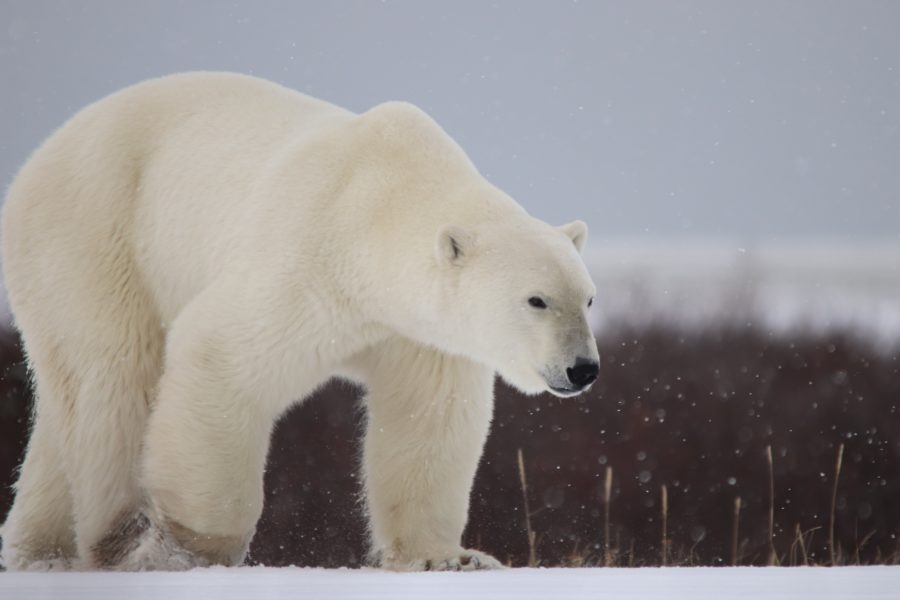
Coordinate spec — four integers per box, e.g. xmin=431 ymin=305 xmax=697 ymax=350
xmin=0 ymin=72 xmax=599 ymax=571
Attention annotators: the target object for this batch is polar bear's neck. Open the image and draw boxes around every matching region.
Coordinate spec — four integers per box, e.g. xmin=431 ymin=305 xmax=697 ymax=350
xmin=247 ymin=98 xmax=528 ymax=347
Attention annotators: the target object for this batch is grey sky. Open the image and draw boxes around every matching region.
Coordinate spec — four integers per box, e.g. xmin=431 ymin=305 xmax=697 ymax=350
xmin=1 ymin=1 xmax=898 ymax=242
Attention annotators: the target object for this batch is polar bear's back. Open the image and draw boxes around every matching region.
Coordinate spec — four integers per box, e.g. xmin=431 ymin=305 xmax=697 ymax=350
xmin=3 ymin=72 xmax=354 ymax=326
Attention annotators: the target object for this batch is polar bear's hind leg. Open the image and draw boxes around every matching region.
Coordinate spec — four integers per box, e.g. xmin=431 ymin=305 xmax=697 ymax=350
xmin=60 ymin=274 xmax=165 ymax=569
xmin=0 ymin=346 xmax=77 ymax=571
xmin=4 ymin=240 xmax=166 ymax=569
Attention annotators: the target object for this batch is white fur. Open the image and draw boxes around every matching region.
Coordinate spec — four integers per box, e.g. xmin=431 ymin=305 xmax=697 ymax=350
xmin=0 ymin=72 xmax=597 ymax=571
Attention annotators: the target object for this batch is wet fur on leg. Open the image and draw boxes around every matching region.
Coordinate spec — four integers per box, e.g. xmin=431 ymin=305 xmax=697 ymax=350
xmin=89 ymin=510 xmax=243 ymax=571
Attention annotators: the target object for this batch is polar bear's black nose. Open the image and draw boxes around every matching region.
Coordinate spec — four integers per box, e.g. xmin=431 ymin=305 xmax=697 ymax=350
xmin=566 ymin=358 xmax=599 ymax=388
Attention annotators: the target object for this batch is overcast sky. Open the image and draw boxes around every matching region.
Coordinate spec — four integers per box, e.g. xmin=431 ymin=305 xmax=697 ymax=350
xmin=1 ymin=1 xmax=898 ymax=243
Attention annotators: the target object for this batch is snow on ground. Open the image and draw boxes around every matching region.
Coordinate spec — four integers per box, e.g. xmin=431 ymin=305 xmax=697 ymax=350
xmin=1 ymin=566 xmax=897 ymax=600
xmin=587 ymin=240 xmax=900 ymax=349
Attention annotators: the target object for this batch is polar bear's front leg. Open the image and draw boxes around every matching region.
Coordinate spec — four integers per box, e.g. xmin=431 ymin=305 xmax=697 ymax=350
xmin=360 ymin=338 xmax=502 ymax=571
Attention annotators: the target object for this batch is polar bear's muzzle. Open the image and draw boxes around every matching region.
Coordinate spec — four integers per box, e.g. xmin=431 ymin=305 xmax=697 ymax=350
xmin=543 ymin=356 xmax=599 ymax=397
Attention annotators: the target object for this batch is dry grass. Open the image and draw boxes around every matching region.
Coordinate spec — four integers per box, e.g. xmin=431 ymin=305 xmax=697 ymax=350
xmin=603 ymin=466 xmax=613 ymax=567
xmin=517 ymin=448 xmax=537 ymax=567
xmin=660 ymin=484 xmax=668 ymax=566
xmin=829 ymin=443 xmax=844 ymax=566
xmin=513 ymin=441 xmax=899 ymax=568
xmin=731 ymin=496 xmax=741 ymax=566
xmin=766 ymin=445 xmax=778 ymax=566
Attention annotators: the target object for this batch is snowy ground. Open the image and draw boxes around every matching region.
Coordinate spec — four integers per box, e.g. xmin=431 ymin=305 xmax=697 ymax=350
xmin=1 ymin=566 xmax=898 ymax=600
xmin=587 ymin=240 xmax=900 ymax=349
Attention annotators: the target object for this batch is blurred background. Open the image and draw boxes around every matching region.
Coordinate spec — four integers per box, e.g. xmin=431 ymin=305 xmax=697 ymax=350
xmin=1 ymin=1 xmax=898 ymax=566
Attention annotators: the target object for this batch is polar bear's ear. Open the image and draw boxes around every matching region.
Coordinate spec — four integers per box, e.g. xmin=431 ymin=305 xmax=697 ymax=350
xmin=558 ymin=220 xmax=588 ymax=253
xmin=436 ymin=225 xmax=473 ymax=267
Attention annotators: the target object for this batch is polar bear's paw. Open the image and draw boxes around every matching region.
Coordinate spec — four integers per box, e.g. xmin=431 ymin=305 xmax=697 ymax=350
xmin=21 ymin=557 xmax=72 ymax=571
xmin=384 ymin=548 xmax=504 ymax=571
xmin=1 ymin=554 xmax=72 ymax=572
xmin=91 ymin=511 xmax=207 ymax=571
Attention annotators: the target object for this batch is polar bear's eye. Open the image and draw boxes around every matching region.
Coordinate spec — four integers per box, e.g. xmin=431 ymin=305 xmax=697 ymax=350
xmin=588 ymin=297 xmax=593 ymax=308
xmin=528 ymin=296 xmax=548 ymax=309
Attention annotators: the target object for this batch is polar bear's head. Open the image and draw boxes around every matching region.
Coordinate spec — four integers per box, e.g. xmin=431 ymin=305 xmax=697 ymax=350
xmin=434 ymin=217 xmax=599 ymax=397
